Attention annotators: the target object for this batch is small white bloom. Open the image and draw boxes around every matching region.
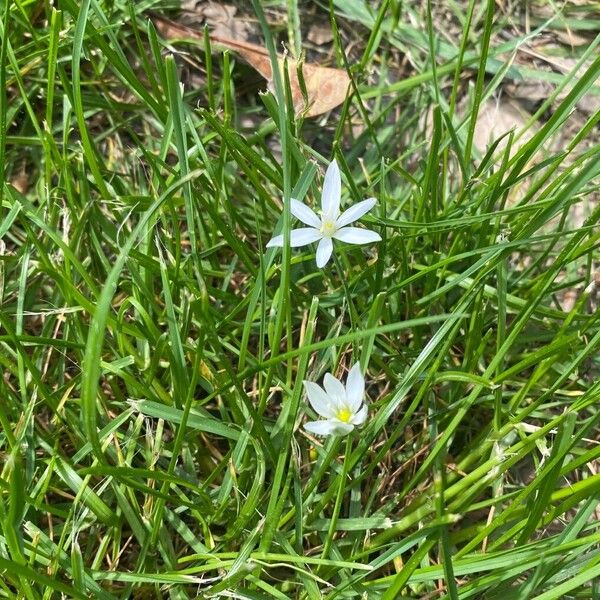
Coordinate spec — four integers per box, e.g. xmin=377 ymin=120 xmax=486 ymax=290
xmin=303 ymin=363 xmax=368 ymax=436
xmin=266 ymin=159 xmax=381 ymax=268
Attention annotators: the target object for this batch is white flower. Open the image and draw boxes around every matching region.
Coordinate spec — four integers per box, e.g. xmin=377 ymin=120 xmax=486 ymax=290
xmin=303 ymin=363 xmax=368 ymax=436
xmin=266 ymin=159 xmax=381 ymax=268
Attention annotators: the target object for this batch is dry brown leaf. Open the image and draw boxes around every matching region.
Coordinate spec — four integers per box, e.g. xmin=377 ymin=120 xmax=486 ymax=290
xmin=506 ymin=49 xmax=600 ymax=115
xmin=197 ymin=1 xmax=249 ymax=42
xmin=560 ymin=288 xmax=579 ymax=312
xmin=555 ymin=29 xmax=591 ymax=47
xmin=471 ymin=98 xmax=537 ymax=209
xmin=472 ymin=98 xmax=534 ymax=155
xmin=208 ymin=35 xmax=351 ymax=118
xmin=152 ymin=15 xmax=350 ymax=118
xmin=505 ymin=78 xmax=554 ymax=102
xmin=552 ymin=57 xmax=600 ymax=115
xmin=197 ymin=1 xmax=235 ymax=21
xmin=10 ymin=172 xmax=29 ymax=194
xmin=307 ymin=23 xmax=334 ymax=46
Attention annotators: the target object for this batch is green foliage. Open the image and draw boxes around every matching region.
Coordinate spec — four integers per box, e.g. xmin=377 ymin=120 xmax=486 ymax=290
xmin=1 ymin=0 xmax=599 ymax=598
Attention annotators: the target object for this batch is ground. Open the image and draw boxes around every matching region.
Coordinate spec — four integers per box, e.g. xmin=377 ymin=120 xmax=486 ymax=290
xmin=1 ymin=1 xmax=600 ymax=598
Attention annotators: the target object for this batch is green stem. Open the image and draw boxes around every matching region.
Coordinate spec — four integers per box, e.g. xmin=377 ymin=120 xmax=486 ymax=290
xmin=321 ymin=434 xmax=353 ymax=562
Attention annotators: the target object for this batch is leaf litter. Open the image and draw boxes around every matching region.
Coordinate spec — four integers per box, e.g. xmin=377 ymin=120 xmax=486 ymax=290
xmin=153 ymin=2 xmax=350 ymax=118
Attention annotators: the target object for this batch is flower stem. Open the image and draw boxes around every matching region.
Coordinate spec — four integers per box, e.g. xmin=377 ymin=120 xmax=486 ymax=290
xmin=321 ymin=434 xmax=353 ymax=562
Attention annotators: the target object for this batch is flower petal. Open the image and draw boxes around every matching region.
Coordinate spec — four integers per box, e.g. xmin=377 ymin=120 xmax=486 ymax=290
xmin=315 ymin=237 xmax=333 ymax=268
xmin=336 ymin=198 xmax=377 ymax=228
xmin=291 ymin=199 xmax=321 ymax=228
xmin=289 ymin=228 xmax=322 ymax=247
xmin=266 ymin=234 xmax=283 ymax=248
xmin=345 ymin=363 xmax=364 ymax=411
xmin=303 ymin=381 xmax=336 ymax=418
xmin=323 ymin=373 xmax=346 ymax=407
xmin=304 ymin=420 xmax=348 ymax=436
xmin=350 ymin=405 xmax=368 ymax=426
xmin=333 ymin=227 xmax=381 ymax=245
xmin=330 ymin=420 xmax=355 ymax=435
xmin=321 ymin=159 xmax=341 ymax=219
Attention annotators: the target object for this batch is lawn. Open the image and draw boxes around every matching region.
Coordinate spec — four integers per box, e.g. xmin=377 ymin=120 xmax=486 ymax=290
xmin=1 ymin=0 xmax=600 ymax=598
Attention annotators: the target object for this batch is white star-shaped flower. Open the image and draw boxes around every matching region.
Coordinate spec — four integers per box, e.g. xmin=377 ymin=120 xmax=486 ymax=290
xmin=266 ymin=159 xmax=381 ymax=268
xmin=303 ymin=363 xmax=368 ymax=436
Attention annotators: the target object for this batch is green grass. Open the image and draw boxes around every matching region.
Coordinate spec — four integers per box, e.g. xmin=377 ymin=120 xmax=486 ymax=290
xmin=1 ymin=1 xmax=600 ymax=598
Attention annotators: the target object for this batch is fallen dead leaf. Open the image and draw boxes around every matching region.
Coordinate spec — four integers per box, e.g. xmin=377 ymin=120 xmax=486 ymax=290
xmin=196 ymin=1 xmax=250 ymax=42
xmin=307 ymin=23 xmax=334 ymax=46
xmin=10 ymin=171 xmax=29 ymax=194
xmin=506 ymin=48 xmax=600 ymax=115
xmin=504 ymin=77 xmax=554 ymax=103
xmin=552 ymin=56 xmax=600 ymax=115
xmin=468 ymin=97 xmax=538 ymax=210
xmin=560 ymin=288 xmax=578 ymax=312
xmin=472 ymin=97 xmax=535 ymax=156
xmin=555 ymin=29 xmax=591 ymax=48
xmin=152 ymin=15 xmax=350 ymax=118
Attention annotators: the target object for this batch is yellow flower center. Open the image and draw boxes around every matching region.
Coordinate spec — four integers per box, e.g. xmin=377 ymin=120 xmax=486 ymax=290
xmin=320 ymin=219 xmax=337 ymax=237
xmin=336 ymin=407 xmax=352 ymax=423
